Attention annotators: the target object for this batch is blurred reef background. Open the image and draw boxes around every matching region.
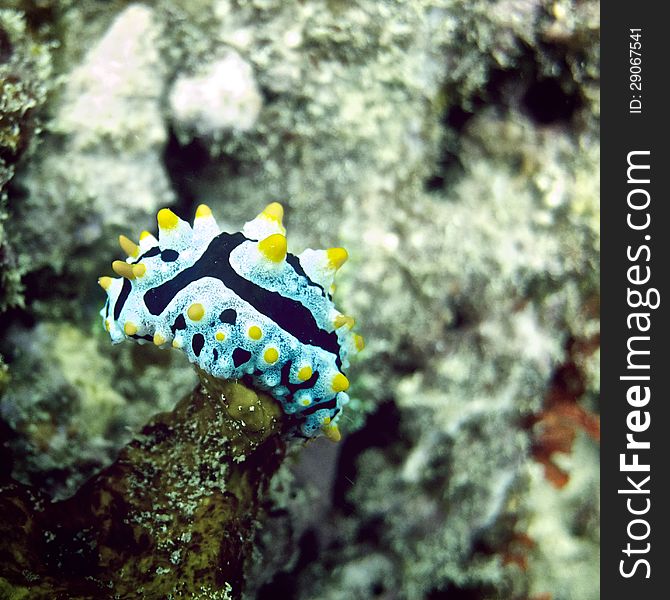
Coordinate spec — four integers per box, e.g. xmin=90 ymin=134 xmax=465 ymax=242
xmin=0 ymin=1 xmax=599 ymax=599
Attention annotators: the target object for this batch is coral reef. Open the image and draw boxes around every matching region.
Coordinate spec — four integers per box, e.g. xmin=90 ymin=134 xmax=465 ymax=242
xmin=11 ymin=3 xmax=173 ymax=286
xmin=0 ymin=322 xmax=197 ymax=500
xmin=169 ymin=51 xmax=262 ymax=138
xmin=0 ymin=375 xmax=283 ymax=598
xmin=0 ymin=9 xmax=53 ymax=310
xmin=0 ymin=0 xmax=599 ymax=598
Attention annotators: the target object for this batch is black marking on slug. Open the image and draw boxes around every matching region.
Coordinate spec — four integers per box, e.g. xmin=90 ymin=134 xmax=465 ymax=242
xmin=170 ymin=314 xmax=187 ymax=334
xmin=143 ymin=247 xmax=161 ymax=258
xmin=300 ymin=397 xmax=337 ymax=416
xmin=161 ymin=249 xmax=179 ymax=262
xmin=114 ymin=278 xmax=132 ymax=320
xmin=192 ymin=333 xmax=205 ymax=356
xmin=132 ymin=246 xmax=161 ymax=264
xmin=232 ymin=347 xmax=252 ymax=367
xmin=212 ymin=348 xmax=219 ymax=362
xmin=143 ymin=232 xmax=342 ymax=366
xmin=280 ymin=360 xmax=320 ymax=393
xmin=219 ymin=308 xmax=237 ymax=325
xmin=130 ymin=334 xmax=153 ymax=342
xmin=286 ymin=254 xmax=325 ymax=297
xmin=241 ymin=371 xmax=258 ymax=387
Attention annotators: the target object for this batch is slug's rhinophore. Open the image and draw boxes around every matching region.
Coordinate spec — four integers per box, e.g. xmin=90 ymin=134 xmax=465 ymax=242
xmin=99 ymin=203 xmax=363 ymax=440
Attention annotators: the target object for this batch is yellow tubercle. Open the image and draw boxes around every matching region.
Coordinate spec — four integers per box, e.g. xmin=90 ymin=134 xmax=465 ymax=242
xmin=157 ymin=208 xmax=179 ymax=230
xmin=187 ymin=303 xmax=205 ymax=321
xmin=139 ymin=230 xmax=152 ymax=241
xmin=354 ymin=333 xmax=365 ymax=351
xmin=215 ymin=331 xmax=226 ymax=342
xmin=258 ymin=233 xmax=287 ymax=263
xmin=334 ymin=314 xmax=355 ymax=330
xmin=105 ymin=319 xmax=111 ymax=332
xmin=301 ymin=398 xmax=311 ymax=406
xmin=172 ymin=338 xmax=182 ymax=349
xmin=297 ymin=365 xmax=313 ymax=381
xmin=124 ymin=322 xmax=138 ymax=336
xmin=153 ymin=332 xmax=166 ymax=346
xmin=264 ymin=347 xmax=279 ymax=363
xmin=326 ymin=247 xmax=348 ymax=270
xmin=195 ymin=204 xmax=212 ymax=219
xmin=112 ymin=260 xmax=135 ymax=279
xmin=262 ymin=202 xmax=284 ymax=223
xmin=248 ymin=326 xmax=263 ymax=340
xmin=331 ymin=373 xmax=349 ymax=392
xmin=132 ymin=263 xmax=146 ymax=278
xmin=322 ymin=422 xmax=342 ymax=442
xmin=98 ymin=276 xmax=113 ymax=290
xmin=118 ymin=235 xmax=140 ymax=258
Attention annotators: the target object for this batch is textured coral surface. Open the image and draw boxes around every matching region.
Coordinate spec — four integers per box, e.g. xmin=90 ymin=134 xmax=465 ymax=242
xmin=1 ymin=376 xmax=283 ymax=598
xmin=1 ymin=1 xmax=599 ymax=598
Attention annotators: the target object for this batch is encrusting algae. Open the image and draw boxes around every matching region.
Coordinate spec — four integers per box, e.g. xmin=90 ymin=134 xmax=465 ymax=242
xmin=1 ymin=375 xmax=283 ymax=598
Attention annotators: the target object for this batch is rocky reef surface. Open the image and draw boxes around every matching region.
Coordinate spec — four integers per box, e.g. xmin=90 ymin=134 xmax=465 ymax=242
xmin=1 ymin=1 xmax=599 ymax=598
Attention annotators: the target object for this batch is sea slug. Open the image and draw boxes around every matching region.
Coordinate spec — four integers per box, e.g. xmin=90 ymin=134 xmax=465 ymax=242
xmin=99 ymin=203 xmax=363 ymax=440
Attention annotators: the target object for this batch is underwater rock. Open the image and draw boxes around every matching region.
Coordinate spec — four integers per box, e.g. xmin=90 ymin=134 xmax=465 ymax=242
xmin=0 ymin=10 xmax=53 ymax=310
xmin=0 ymin=376 xmax=284 ymax=599
xmin=169 ymin=51 xmax=263 ymax=137
xmin=0 ymin=321 xmax=197 ymax=500
xmin=55 ymin=4 xmax=166 ymax=154
xmin=10 ymin=3 xmax=173 ymax=281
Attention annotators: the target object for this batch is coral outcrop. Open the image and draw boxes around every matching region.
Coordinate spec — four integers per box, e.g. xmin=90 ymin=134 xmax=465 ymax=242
xmin=1 ymin=1 xmax=599 ymax=598
xmin=0 ymin=375 xmax=283 ymax=598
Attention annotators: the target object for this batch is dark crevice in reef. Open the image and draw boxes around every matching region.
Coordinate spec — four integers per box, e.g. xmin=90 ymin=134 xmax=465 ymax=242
xmin=21 ymin=266 xmax=79 ymax=306
xmin=355 ymin=514 xmax=385 ymax=546
xmin=385 ymin=337 xmax=426 ymax=376
xmin=522 ymin=75 xmax=582 ymax=125
xmin=447 ymin=295 xmax=482 ymax=332
xmin=332 ymin=400 xmax=406 ymax=515
xmin=162 ymin=128 xmax=212 ymax=213
xmin=0 ymin=418 xmax=18 ymax=478
xmin=162 ymin=127 xmax=254 ymax=219
xmin=256 ymin=529 xmax=318 ymax=600
xmin=0 ymin=26 xmax=13 ymax=62
xmin=423 ymin=103 xmax=475 ymax=192
xmin=0 ymin=307 xmax=36 ymax=350
xmin=520 ymin=37 xmax=585 ymax=126
xmin=258 ymin=84 xmax=281 ymax=106
xmin=255 ymin=431 xmax=384 ymax=599
xmin=256 ymin=571 xmax=298 ymax=600
xmin=425 ymin=39 xmax=585 ymax=193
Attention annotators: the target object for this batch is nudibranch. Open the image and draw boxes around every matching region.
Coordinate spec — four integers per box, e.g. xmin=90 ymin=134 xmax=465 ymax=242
xmin=99 ymin=203 xmax=363 ymax=440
